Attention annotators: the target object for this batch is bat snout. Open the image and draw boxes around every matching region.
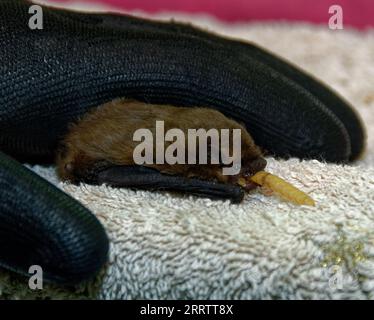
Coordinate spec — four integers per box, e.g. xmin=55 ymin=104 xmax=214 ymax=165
xmin=243 ymin=157 xmax=267 ymax=177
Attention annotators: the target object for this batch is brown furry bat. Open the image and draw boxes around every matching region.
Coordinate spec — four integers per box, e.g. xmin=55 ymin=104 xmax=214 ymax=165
xmin=57 ymin=99 xmax=267 ymax=192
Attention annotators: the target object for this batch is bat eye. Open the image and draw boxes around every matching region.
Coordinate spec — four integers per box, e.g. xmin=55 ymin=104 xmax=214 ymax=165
xmin=65 ymin=162 xmax=73 ymax=172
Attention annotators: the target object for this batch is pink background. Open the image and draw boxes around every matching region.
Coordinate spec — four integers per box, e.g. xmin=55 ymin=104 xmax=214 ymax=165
xmin=49 ymin=0 xmax=373 ymax=29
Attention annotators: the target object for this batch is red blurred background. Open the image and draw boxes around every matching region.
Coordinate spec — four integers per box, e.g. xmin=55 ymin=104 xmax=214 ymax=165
xmin=44 ymin=0 xmax=373 ymax=29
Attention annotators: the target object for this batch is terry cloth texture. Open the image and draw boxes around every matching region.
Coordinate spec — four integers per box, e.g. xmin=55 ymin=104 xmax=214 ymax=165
xmin=0 ymin=15 xmax=373 ymax=299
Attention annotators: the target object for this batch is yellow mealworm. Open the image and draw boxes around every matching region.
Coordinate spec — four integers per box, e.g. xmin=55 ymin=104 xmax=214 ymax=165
xmin=250 ymin=171 xmax=315 ymax=206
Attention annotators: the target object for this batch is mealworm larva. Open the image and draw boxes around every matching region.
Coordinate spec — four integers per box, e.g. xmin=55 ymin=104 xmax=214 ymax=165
xmin=250 ymin=171 xmax=315 ymax=206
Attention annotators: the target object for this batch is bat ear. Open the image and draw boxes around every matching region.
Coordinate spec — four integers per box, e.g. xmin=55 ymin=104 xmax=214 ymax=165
xmin=89 ymin=165 xmax=244 ymax=203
